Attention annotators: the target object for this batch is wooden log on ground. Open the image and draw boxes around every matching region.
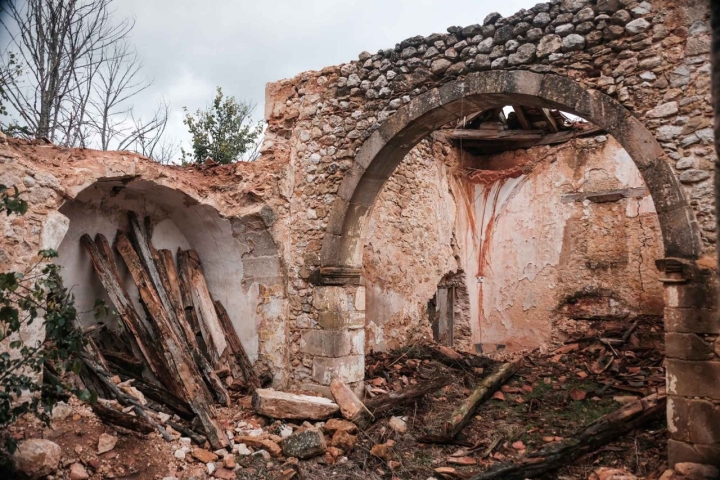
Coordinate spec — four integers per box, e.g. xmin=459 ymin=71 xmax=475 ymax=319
xmin=79 ymin=352 xmax=174 ymax=442
xmin=179 ymin=249 xmax=228 ymax=366
xmin=443 ymin=360 xmax=522 ymax=438
xmin=365 ymin=376 xmax=452 ymax=415
xmin=81 ymin=234 xmax=173 ymax=392
xmin=115 ymin=232 xmax=228 ymax=450
xmin=91 ymin=402 xmax=154 ymax=435
xmin=468 ymin=390 xmax=666 ymax=480
xmin=155 ymin=249 xmax=229 ymax=406
xmin=109 ymin=364 xmax=194 ymax=420
xmin=330 ymin=379 xmax=374 ymax=426
xmin=252 ymin=388 xmax=339 ymax=420
xmin=215 ymin=300 xmax=260 ymax=390
xmin=409 ymin=343 xmax=490 ymax=370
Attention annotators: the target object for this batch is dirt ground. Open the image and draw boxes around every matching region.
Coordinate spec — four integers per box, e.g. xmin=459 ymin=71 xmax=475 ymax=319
xmin=3 ymin=315 xmax=667 ymax=480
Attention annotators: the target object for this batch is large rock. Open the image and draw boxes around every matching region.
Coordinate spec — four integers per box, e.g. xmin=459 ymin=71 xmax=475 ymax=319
xmin=252 ymin=388 xmax=339 ymax=420
xmin=13 ymin=439 xmax=61 ymax=479
xmin=647 ymin=102 xmax=679 ymax=118
xmin=282 ymin=429 xmax=327 ymax=459
xmin=508 ymin=44 xmax=536 ymax=66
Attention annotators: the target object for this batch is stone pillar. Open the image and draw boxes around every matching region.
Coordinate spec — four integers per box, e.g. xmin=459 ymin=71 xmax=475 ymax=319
xmin=658 ymin=258 xmax=720 ymax=468
xmin=303 ymin=267 xmax=365 ymax=395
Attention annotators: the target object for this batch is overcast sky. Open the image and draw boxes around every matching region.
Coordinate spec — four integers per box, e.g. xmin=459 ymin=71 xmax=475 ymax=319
xmin=114 ymin=0 xmax=538 ymax=155
xmin=2 ymin=0 xmax=536 ymax=157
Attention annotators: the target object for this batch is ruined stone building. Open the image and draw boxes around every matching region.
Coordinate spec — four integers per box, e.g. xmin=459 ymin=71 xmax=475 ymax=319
xmin=1 ymin=0 xmax=717 ymax=468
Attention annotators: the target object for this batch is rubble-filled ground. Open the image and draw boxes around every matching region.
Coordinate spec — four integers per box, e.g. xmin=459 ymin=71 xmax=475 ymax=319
xmin=3 ymin=316 xmax=682 ymax=480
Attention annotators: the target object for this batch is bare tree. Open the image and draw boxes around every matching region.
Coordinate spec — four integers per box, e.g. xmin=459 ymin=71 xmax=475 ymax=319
xmin=0 ymin=0 xmax=133 ymax=143
xmin=0 ymin=0 xmax=173 ymax=160
xmin=123 ymin=99 xmax=179 ymax=164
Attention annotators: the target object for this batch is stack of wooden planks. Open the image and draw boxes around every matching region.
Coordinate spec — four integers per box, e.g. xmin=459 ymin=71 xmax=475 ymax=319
xmin=79 ymin=211 xmax=260 ymax=449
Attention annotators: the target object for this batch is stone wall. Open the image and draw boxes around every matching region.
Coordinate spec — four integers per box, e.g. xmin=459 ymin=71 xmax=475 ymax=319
xmin=362 ymin=134 xmax=664 ymax=354
xmin=0 ymin=138 xmax=292 ymax=387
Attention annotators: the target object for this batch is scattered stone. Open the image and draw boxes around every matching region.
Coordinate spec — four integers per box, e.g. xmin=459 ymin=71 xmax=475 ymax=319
xmin=234 ymin=444 xmax=251 ymax=456
xmin=282 ymin=429 xmax=327 ymax=459
xmin=69 ymin=463 xmax=90 ymax=480
xmin=97 ymin=433 xmax=118 ymax=454
xmin=590 ymin=467 xmax=638 ymax=480
xmin=174 ymin=447 xmax=189 ymax=460
xmin=674 ymin=462 xmax=720 ymax=479
xmin=51 ymin=401 xmax=73 ymax=421
xmin=192 ymin=447 xmax=219 ymax=463
xmin=12 ymin=439 xmax=61 ymax=479
xmin=223 ymin=453 xmax=236 ymax=469
xmin=214 ymin=468 xmax=237 ymax=480
xmin=252 ymin=389 xmax=339 ymax=420
xmin=370 ymin=443 xmax=390 ymax=460
xmin=323 ymin=418 xmax=358 ymax=434
xmin=331 ymin=430 xmax=357 ymax=451
xmin=235 ymin=436 xmax=282 ymax=457
xmin=388 ymin=416 xmax=408 ymax=433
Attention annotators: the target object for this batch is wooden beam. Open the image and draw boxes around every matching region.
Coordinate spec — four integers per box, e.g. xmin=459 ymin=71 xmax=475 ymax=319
xmin=542 ymin=108 xmax=559 ymax=132
xmin=443 ymin=129 xmax=545 ymax=142
xmin=443 ymin=125 xmax=603 ymax=148
xmin=156 ymin=249 xmax=230 ymax=406
xmin=511 ymin=105 xmax=531 ymax=130
xmin=81 ymin=234 xmax=173 ymax=393
xmin=181 ymin=249 xmax=228 ymax=366
xmin=114 ymin=232 xmax=228 ymax=450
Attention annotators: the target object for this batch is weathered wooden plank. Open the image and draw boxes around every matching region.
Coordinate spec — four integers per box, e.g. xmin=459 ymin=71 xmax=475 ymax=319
xmin=176 ymin=248 xmax=201 ymax=335
xmin=512 ymin=105 xmax=532 ymax=130
xmin=81 ymin=233 xmax=173 ymax=393
xmin=182 ymin=249 xmax=228 ymax=366
xmin=114 ymin=232 xmax=228 ymax=450
xmin=156 ymin=249 xmax=230 ymax=406
xmin=215 ymin=300 xmax=260 ymax=390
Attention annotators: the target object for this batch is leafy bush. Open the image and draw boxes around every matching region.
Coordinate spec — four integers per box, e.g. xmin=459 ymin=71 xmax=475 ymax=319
xmin=0 ymin=185 xmax=88 ymax=450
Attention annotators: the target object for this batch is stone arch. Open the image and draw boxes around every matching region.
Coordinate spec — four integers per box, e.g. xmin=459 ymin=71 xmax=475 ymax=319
xmin=320 ymin=70 xmax=701 ymax=270
xmin=55 ymin=176 xmax=288 ymax=386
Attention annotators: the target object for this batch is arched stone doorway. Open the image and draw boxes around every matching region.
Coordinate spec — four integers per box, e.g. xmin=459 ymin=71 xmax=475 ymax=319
xmin=312 ymin=71 xmax=715 ymax=466
xmin=320 ymin=71 xmax=699 ymax=268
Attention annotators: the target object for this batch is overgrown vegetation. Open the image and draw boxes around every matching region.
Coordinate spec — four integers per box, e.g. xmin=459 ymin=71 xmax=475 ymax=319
xmin=0 ymin=185 xmax=89 ymax=451
xmin=181 ymin=87 xmax=264 ymax=164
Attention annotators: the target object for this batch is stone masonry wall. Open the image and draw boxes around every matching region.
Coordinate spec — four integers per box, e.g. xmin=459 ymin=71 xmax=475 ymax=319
xmin=361 ymin=134 xmax=664 ymax=354
xmin=259 ymin=0 xmax=714 ymax=389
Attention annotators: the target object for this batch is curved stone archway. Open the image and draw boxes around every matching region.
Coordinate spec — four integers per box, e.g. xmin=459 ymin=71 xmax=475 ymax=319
xmin=320 ymin=70 xmax=701 ymax=271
